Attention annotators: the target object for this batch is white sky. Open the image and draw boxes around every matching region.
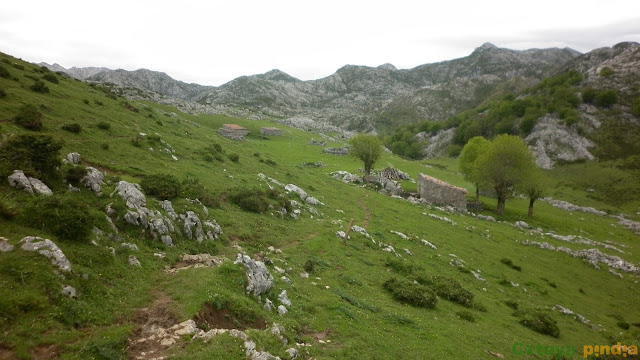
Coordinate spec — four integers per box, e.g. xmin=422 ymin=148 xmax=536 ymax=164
xmin=1 ymin=0 xmax=639 ymax=86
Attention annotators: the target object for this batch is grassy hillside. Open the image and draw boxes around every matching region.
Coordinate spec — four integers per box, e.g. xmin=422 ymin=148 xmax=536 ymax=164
xmin=1 ymin=53 xmax=639 ymax=360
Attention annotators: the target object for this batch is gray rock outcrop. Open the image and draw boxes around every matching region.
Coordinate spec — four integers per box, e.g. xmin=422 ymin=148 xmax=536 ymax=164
xmin=278 ymin=290 xmax=292 ymax=307
xmin=114 ymin=181 xmax=146 ymax=208
xmin=8 ymin=170 xmax=53 ymax=195
xmin=81 ymin=167 xmax=105 ymax=194
xmin=0 ymin=237 xmax=14 ymax=252
xmin=234 ymin=254 xmax=274 ymax=296
xmin=61 ymin=285 xmax=77 ymax=298
xmin=525 ymin=116 xmax=594 ymax=169
xmin=20 ymin=236 xmax=71 ymax=272
xmin=284 ymin=184 xmax=307 ymax=200
xmin=64 ymin=152 xmax=81 ymax=164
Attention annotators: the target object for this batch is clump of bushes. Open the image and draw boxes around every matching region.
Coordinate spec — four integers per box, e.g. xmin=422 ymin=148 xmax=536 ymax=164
xmin=456 ymin=310 xmax=476 ymax=322
xmin=385 ymin=258 xmax=421 ymax=276
xmin=181 ymin=178 xmax=219 ymax=208
xmin=0 ymin=88 xmax=6 ymax=98
xmin=61 ymin=123 xmax=82 ymax=133
xmin=14 ymin=104 xmax=44 ymax=131
xmin=228 ymin=153 xmax=240 ymax=163
xmin=140 ymin=174 xmax=182 ymax=200
xmin=383 ymin=277 xmax=438 ymax=309
xmin=0 ymin=134 xmax=63 ymax=183
xmin=227 ymin=187 xmax=270 ymax=213
xmin=599 ymin=66 xmax=614 ymax=77
xmin=582 ymin=88 xmax=618 ymax=107
xmin=30 ymin=80 xmax=49 ymax=93
xmin=42 ymin=73 xmax=59 ymax=84
xmin=96 ymin=121 xmax=111 ymax=130
xmin=500 ymin=258 xmax=522 ymax=271
xmin=514 ymin=309 xmax=560 ymax=338
xmin=21 ymin=195 xmax=94 ymax=242
xmin=0 ymin=65 xmax=10 ymax=78
xmin=63 ymin=165 xmax=87 ymax=185
xmin=94 ymin=99 xmax=103 ymax=106
xmin=417 ymin=275 xmax=474 ymax=307
xmin=0 ymin=201 xmax=16 ymax=220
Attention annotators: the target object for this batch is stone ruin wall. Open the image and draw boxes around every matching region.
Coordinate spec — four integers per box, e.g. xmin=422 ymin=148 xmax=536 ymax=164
xmin=417 ymin=173 xmax=467 ymax=210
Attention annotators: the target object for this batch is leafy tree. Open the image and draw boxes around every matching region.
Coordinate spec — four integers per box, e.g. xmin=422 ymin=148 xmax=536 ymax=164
xmin=349 ymin=134 xmax=383 ymax=176
xmin=475 ymin=135 xmax=537 ymax=215
xmin=520 ymin=168 xmax=549 ymax=217
xmin=458 ymin=136 xmax=490 ymax=202
xmin=0 ymin=134 xmax=63 ymax=183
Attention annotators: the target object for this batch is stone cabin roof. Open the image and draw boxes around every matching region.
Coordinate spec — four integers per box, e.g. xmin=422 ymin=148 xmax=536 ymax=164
xmin=223 ymin=124 xmax=247 ymax=130
xmin=419 ymin=173 xmax=468 ymax=194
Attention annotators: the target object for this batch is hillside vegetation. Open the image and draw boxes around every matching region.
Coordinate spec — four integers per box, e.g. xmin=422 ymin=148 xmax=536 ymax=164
xmin=1 ymin=52 xmax=640 ymax=360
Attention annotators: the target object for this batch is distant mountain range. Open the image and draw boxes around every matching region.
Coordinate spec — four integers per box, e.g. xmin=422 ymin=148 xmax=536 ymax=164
xmin=40 ymin=43 xmax=610 ymax=132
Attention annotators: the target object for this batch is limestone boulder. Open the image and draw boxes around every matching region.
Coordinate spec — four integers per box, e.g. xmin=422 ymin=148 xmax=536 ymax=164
xmin=234 ymin=254 xmax=274 ymax=296
xmin=114 ymin=181 xmax=146 ymax=208
xmin=20 ymin=236 xmax=71 ymax=272
xmin=8 ymin=170 xmax=52 ymax=195
xmin=81 ymin=167 xmax=105 ymax=195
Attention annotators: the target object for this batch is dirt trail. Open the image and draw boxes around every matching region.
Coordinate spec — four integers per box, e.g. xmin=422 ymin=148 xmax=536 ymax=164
xmin=127 ymin=291 xmax=180 ymax=360
xmin=357 ymin=195 xmax=371 ymax=227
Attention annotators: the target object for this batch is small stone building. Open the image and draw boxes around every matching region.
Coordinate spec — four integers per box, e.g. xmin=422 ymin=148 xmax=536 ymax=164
xmin=260 ymin=127 xmax=282 ymax=136
xmin=417 ymin=173 xmax=467 ymax=210
xmin=218 ymin=124 xmax=249 ymax=140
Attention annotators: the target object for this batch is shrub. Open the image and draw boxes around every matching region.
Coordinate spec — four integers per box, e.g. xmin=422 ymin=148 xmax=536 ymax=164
xmin=515 ymin=310 xmax=560 ymax=338
xmin=64 ymin=165 xmax=87 ymax=185
xmin=94 ymin=100 xmax=103 ymax=106
xmin=500 ymin=258 xmax=522 ymax=271
xmin=228 ymin=187 xmax=269 ymax=213
xmin=632 ymin=97 xmax=640 ymax=116
xmin=82 ymin=99 xmax=90 ymax=104
xmin=504 ymin=300 xmax=519 ymax=310
xmin=22 ymin=195 xmax=94 ymax=242
xmin=12 ymin=63 xmax=24 ymax=71
xmin=385 ymin=258 xmax=420 ymax=276
xmin=582 ymin=88 xmax=597 ymax=104
xmin=228 ymin=153 xmax=240 ymax=162
xmin=100 ymin=143 xmax=109 ymax=150
xmin=0 ymin=65 xmax=10 ymax=78
xmin=456 ymin=310 xmax=476 ymax=322
xmin=383 ymin=277 xmax=438 ymax=309
xmin=96 ymin=121 xmax=111 ymax=130
xmin=594 ymin=89 xmax=618 ymax=107
xmin=181 ymin=178 xmax=219 ymax=208
xmin=599 ymin=67 xmax=614 ymax=77
xmin=30 ymin=80 xmax=49 ymax=93
xmin=42 ymin=73 xmax=59 ymax=84
xmin=0 ymin=134 xmax=63 ymax=183
xmin=140 ymin=174 xmax=181 ymax=200
xmin=418 ymin=275 xmax=474 ymax=307
xmin=61 ymin=123 xmax=82 ymax=133
xmin=14 ymin=104 xmax=44 ymax=131
xmin=617 ymin=321 xmax=630 ymax=330
xmin=0 ymin=201 xmax=16 ymax=220
xmin=0 ymin=88 xmax=6 ymax=98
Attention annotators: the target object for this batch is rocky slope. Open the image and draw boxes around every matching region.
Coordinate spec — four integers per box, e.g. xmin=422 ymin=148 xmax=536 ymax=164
xmin=42 ymin=43 xmax=580 ymax=131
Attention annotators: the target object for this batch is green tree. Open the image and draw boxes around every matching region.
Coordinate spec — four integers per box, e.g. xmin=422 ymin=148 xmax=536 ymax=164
xmin=458 ymin=136 xmax=490 ymax=202
xmin=475 ymin=135 xmax=537 ymax=215
xmin=0 ymin=134 xmax=63 ymax=183
xmin=520 ymin=168 xmax=549 ymax=217
xmin=349 ymin=134 xmax=383 ymax=176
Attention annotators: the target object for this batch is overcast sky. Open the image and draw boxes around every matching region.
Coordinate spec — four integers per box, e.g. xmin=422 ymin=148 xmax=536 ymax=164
xmin=1 ymin=0 xmax=639 ymax=86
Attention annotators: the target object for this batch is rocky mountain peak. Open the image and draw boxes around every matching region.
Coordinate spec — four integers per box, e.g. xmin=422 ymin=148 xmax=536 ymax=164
xmin=255 ymin=69 xmax=300 ymax=82
xmin=377 ymin=63 xmax=398 ymax=71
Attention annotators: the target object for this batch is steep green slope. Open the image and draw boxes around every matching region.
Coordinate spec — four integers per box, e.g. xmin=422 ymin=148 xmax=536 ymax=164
xmin=1 ymin=53 xmax=639 ymax=360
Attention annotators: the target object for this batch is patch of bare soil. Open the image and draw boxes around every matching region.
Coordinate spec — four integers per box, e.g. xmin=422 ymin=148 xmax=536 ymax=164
xmin=357 ymin=196 xmax=371 ymax=227
xmin=0 ymin=345 xmax=17 ymax=360
xmin=29 ymin=344 xmax=60 ymax=360
xmin=127 ymin=292 xmax=180 ymax=360
xmin=194 ymin=304 xmax=266 ymax=331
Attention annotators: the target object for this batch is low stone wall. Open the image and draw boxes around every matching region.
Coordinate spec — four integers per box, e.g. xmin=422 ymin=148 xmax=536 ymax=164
xmin=417 ymin=173 xmax=467 ymax=210
xmin=260 ymin=127 xmax=282 ymax=136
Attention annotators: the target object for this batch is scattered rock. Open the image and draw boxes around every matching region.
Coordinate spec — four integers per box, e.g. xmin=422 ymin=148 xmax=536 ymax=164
xmin=8 ymin=170 xmax=52 ymax=195
xmin=0 ymin=237 xmax=14 ymax=252
xmin=279 ymin=290 xmax=292 ymax=307
xmin=286 ymin=347 xmax=299 ymax=359
xmin=426 ymin=213 xmax=457 ymax=225
xmin=64 ymin=152 xmax=81 ymax=164
xmin=335 ymin=231 xmax=349 ymax=240
xmin=541 ymin=197 xmax=606 ymax=216
xmin=611 ymin=214 xmax=640 ymax=235
xmin=81 ymin=167 xmax=105 ymax=195
xmin=234 ymin=254 xmax=274 ymax=296
xmin=128 ymin=255 xmax=142 ymax=267
xmin=305 ymin=196 xmax=323 ymax=205
xmin=284 ymin=184 xmax=308 ymax=200
xmin=390 ymin=230 xmax=409 ymax=240
xmin=403 ymin=248 xmax=414 ymax=256
xmin=120 ymin=243 xmax=139 ymax=251
xmin=421 ymin=240 xmax=437 ymax=250
xmin=182 ymin=211 xmax=204 ymax=241
xmin=264 ymin=299 xmax=274 ymax=312
xmin=278 ymin=305 xmax=288 ymax=315
xmin=474 ymin=214 xmax=496 ymax=222
xmin=514 ymin=221 xmax=530 ymax=229
xmin=114 ymin=181 xmax=146 ymax=209
xmin=553 ymin=305 xmax=593 ymax=327
xmin=471 ymin=270 xmax=486 ymax=281
xmin=331 ymin=171 xmax=362 ymax=184
xmin=162 ymin=200 xmax=178 ymax=220
xmin=20 ymin=236 xmax=71 ymax=272
xmin=61 ymin=285 xmax=77 ymax=298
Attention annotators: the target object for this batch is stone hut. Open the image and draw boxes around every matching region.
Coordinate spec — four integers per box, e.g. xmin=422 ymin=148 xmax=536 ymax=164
xmin=417 ymin=173 xmax=467 ymax=210
xmin=218 ymin=124 xmax=249 ymax=140
xmin=260 ymin=127 xmax=282 ymax=136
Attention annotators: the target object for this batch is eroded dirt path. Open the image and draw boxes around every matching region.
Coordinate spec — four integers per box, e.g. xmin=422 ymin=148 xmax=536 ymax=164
xmin=357 ymin=194 xmax=371 ymax=227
